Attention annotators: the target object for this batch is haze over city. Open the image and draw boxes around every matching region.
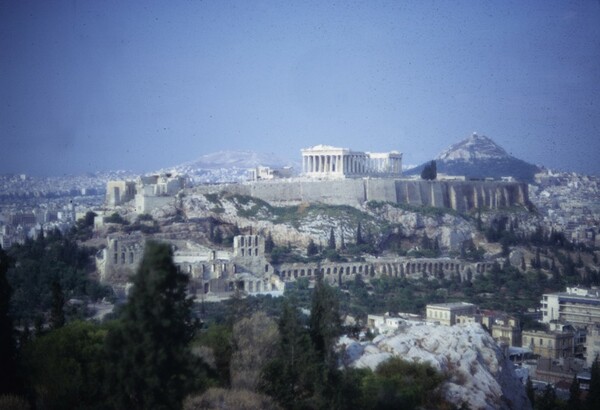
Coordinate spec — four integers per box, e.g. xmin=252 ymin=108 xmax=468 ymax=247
xmin=2 ymin=0 xmax=600 ymax=176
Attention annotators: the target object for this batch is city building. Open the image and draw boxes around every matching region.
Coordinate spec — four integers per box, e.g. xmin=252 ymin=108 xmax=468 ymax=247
xmin=367 ymin=312 xmax=422 ymax=334
xmin=426 ymin=302 xmax=477 ymax=326
xmin=522 ymin=329 xmax=575 ymax=359
xmin=540 ymin=286 xmax=600 ymax=327
xmin=585 ymin=325 xmax=600 ymax=367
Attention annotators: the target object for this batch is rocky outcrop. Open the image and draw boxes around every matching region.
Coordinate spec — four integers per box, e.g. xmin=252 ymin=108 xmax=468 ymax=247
xmin=340 ymin=322 xmax=531 ymax=410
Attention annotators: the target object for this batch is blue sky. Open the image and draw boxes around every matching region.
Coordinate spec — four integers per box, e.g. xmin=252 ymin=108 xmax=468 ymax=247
xmin=1 ymin=0 xmax=599 ymax=176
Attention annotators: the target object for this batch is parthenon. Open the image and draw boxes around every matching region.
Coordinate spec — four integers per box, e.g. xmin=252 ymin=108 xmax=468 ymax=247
xmin=301 ymin=145 xmax=402 ymax=178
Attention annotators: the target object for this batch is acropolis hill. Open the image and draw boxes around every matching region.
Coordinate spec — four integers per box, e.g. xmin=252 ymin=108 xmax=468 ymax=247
xmin=191 ymin=144 xmax=530 ymax=213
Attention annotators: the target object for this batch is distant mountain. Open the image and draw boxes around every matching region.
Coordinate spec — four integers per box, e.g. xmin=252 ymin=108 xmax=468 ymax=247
xmin=181 ymin=150 xmax=294 ymax=170
xmin=405 ymin=133 xmax=540 ymax=182
xmin=162 ymin=150 xmax=297 ymax=184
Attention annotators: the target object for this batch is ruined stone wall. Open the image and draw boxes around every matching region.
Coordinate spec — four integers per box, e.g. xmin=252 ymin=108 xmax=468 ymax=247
xmin=276 ymin=257 xmax=493 ymax=285
xmin=135 ymin=194 xmax=176 ymax=214
xmin=96 ymin=233 xmax=145 ymax=283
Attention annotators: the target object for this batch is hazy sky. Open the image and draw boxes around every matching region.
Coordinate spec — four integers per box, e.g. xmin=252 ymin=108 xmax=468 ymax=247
xmin=2 ymin=0 xmax=600 ymax=176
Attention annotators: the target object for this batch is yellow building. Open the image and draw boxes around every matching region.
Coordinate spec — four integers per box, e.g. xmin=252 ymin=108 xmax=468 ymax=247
xmin=522 ymin=329 xmax=574 ymax=359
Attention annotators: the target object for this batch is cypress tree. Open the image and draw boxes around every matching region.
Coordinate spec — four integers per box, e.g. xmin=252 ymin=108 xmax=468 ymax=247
xmin=328 ymin=227 xmax=336 ymax=250
xmin=50 ymin=280 xmax=65 ymax=330
xmin=525 ymin=376 xmax=535 ymax=407
xmin=567 ymin=375 xmax=581 ymax=410
xmin=260 ymin=297 xmax=316 ymax=408
xmin=105 ymin=241 xmax=198 ymax=410
xmin=356 ymin=222 xmax=364 ymax=245
xmin=307 ymin=239 xmax=318 ymax=256
xmin=265 ymin=232 xmax=274 ymax=253
xmin=309 ymin=279 xmax=341 ymax=367
xmin=420 ymin=160 xmax=437 ymax=180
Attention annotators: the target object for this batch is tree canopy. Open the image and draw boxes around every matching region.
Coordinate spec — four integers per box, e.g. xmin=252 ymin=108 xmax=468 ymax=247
xmin=420 ymin=160 xmax=437 ymax=180
xmin=105 ymin=241 xmax=201 ymax=410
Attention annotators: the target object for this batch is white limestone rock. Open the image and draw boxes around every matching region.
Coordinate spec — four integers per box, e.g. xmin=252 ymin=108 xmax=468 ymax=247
xmin=340 ymin=322 xmax=531 ymax=410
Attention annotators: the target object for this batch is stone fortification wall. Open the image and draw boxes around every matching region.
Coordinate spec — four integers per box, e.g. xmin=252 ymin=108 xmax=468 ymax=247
xmin=194 ymin=179 xmax=367 ymax=206
xmin=194 ymin=178 xmax=529 ymax=211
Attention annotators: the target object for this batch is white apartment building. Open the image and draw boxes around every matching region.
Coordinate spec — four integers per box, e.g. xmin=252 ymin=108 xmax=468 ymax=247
xmin=540 ymin=287 xmax=600 ymax=327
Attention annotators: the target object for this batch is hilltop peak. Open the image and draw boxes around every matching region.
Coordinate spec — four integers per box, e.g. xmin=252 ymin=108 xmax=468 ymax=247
xmin=405 ymin=133 xmax=540 ymax=182
xmin=437 ymin=133 xmax=510 ymax=161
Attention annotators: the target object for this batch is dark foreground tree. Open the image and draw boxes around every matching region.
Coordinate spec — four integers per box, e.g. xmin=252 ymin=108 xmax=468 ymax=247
xmin=49 ymin=281 xmax=65 ymax=330
xmin=421 ymin=160 xmax=437 ymax=180
xmin=105 ymin=241 xmax=201 ymax=410
xmin=21 ymin=321 xmax=108 ymax=409
xmin=309 ymin=279 xmax=342 ymax=367
xmin=588 ymin=357 xmax=600 ymax=410
xmin=259 ymin=298 xmax=317 ymax=409
xmin=526 ymin=376 xmax=535 ymax=408
xmin=0 ymin=247 xmax=21 ymax=396
xmin=360 ymin=357 xmax=446 ymax=409
xmin=567 ymin=375 xmax=581 ymax=410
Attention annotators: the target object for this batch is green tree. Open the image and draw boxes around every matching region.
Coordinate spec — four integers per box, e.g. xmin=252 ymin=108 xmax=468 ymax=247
xmin=213 ymin=227 xmax=223 ymax=244
xmin=307 ymin=239 xmax=318 ymax=257
xmin=193 ymin=323 xmax=232 ymax=387
xmin=526 ymin=376 xmax=535 ymax=408
xmin=105 ymin=212 xmax=128 ymax=225
xmin=567 ymin=375 xmax=581 ymax=410
xmin=21 ymin=321 xmax=108 ymax=410
xmin=420 ymin=160 xmax=437 ymax=180
xmin=356 ymin=222 xmax=364 ymax=245
xmin=82 ymin=211 xmax=97 ymax=227
xmin=588 ymin=357 xmax=600 ymax=410
xmin=0 ymin=247 xmax=20 ymax=396
xmin=360 ymin=357 xmax=446 ymax=409
xmin=260 ymin=298 xmax=317 ymax=409
xmin=265 ymin=232 xmax=274 ymax=253
xmin=537 ymin=384 xmax=558 ymax=410
xmin=105 ymin=241 xmax=200 ymax=410
xmin=308 ymin=279 xmax=342 ymax=406
xmin=328 ymin=227 xmax=336 ymax=250
xmin=50 ymin=281 xmax=65 ymax=330
xmin=309 ymin=280 xmax=341 ymax=366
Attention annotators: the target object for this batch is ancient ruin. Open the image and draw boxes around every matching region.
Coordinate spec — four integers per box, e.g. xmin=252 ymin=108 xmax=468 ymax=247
xmin=301 ymin=145 xmax=403 ymax=178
